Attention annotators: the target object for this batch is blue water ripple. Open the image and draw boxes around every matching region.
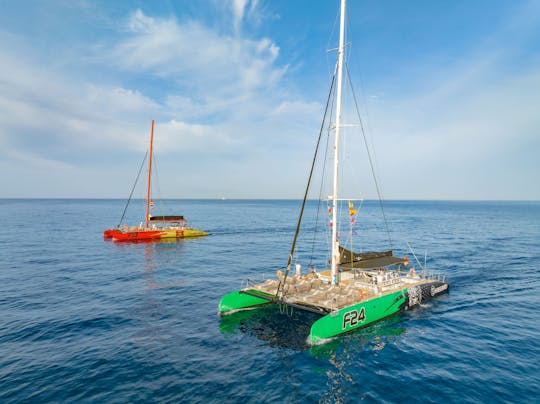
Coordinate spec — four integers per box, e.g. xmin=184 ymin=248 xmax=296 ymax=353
xmin=0 ymin=199 xmax=539 ymax=402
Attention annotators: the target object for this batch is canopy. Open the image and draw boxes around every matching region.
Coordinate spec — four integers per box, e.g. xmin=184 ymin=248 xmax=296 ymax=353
xmin=337 ymin=246 xmax=405 ymax=269
xmin=149 ymin=215 xmax=185 ymax=222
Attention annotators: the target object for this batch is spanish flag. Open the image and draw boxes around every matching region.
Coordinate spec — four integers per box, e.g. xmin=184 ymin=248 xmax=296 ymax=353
xmin=348 ymin=201 xmax=356 ymax=216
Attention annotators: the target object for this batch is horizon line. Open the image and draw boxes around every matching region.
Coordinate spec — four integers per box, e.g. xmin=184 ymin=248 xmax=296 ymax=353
xmin=1 ymin=197 xmax=538 ymax=203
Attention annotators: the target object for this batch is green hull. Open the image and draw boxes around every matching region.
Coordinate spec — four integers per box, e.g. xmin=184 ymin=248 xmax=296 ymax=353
xmin=219 ymin=290 xmax=273 ymax=314
xmin=220 ymin=281 xmax=448 ymax=344
xmin=309 ymin=289 xmax=406 ymax=344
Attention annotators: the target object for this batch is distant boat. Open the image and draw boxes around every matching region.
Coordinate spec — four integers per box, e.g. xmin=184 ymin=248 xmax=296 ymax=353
xmin=103 ymin=120 xmax=207 ymax=241
xmin=219 ymin=0 xmax=448 ymax=345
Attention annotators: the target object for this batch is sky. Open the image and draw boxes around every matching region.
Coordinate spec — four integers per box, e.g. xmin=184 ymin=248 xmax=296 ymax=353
xmin=0 ymin=0 xmax=539 ymax=200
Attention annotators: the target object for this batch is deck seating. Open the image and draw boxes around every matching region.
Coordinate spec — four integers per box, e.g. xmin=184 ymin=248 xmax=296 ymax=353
xmin=250 ymin=270 xmax=380 ymax=311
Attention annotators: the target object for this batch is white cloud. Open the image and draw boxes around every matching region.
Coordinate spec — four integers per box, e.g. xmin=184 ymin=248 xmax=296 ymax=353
xmin=229 ymin=0 xmax=261 ymax=33
xmin=152 ymin=119 xmax=240 ymax=154
xmin=0 ymin=6 xmax=316 ymax=197
xmin=231 ymin=0 xmax=248 ymax=33
xmin=360 ymin=55 xmax=540 ymax=199
xmin=0 ymin=66 xmax=158 ymax=157
xmin=85 ymin=85 xmax=158 ymax=114
xmin=1 ymin=1 xmax=537 ymax=200
xmin=7 ymin=149 xmax=75 ymax=170
xmin=0 ymin=41 xmax=164 ymax=164
xmin=100 ymin=10 xmax=300 ymax=156
xmin=109 ymin=9 xmax=284 ymax=96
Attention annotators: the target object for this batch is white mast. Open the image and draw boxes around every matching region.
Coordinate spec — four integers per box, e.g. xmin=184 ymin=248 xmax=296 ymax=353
xmin=331 ymin=0 xmax=346 ymax=286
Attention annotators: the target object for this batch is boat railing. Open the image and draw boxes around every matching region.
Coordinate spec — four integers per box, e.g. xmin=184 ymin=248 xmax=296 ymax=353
xmin=421 ymin=271 xmax=447 ymax=282
xmin=243 ymin=278 xmax=257 ymax=288
xmin=243 ymin=274 xmax=276 ymax=289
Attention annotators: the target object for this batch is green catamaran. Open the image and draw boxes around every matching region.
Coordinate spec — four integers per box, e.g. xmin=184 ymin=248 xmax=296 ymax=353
xmin=219 ymin=0 xmax=449 ymax=345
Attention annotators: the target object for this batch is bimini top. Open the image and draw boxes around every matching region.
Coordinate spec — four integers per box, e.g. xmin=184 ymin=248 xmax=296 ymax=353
xmin=338 ymin=246 xmax=405 ymax=269
xmin=149 ymin=215 xmax=186 ymax=222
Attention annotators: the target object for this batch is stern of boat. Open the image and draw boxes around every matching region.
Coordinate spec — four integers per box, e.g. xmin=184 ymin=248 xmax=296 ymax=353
xmin=308 ymin=290 xmax=407 ymax=345
xmin=219 ymin=290 xmax=274 ymax=315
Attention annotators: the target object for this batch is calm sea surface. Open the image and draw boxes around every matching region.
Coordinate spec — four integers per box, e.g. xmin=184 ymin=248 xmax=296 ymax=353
xmin=0 ymin=199 xmax=538 ymax=403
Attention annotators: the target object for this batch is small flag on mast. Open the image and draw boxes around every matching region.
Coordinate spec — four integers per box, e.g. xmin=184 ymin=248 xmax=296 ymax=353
xmin=348 ymin=201 xmax=356 ymax=216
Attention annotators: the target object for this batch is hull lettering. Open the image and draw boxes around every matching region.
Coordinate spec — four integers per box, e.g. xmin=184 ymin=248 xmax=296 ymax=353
xmin=430 ymin=284 xmax=448 ymax=296
xmin=342 ymin=307 xmax=366 ymax=329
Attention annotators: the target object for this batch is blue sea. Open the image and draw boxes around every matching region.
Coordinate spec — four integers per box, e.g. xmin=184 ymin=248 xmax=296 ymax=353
xmin=0 ymin=199 xmax=539 ymax=402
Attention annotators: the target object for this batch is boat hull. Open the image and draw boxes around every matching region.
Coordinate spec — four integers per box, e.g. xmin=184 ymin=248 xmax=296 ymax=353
xmin=112 ymin=228 xmax=208 ymax=241
xmin=219 ymin=280 xmax=449 ymax=344
xmin=309 ymin=281 xmax=449 ymax=344
xmin=219 ymin=290 xmax=273 ymax=314
xmin=103 ymin=229 xmax=122 ymax=238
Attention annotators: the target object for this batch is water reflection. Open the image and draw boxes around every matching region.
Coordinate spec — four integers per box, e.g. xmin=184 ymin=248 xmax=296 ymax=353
xmin=317 ymin=316 xmax=407 ymax=403
xmin=111 ymin=239 xmax=189 ymax=289
xmin=219 ymin=306 xmax=406 ymax=354
xmin=220 ymin=307 xmax=408 ymax=401
xmin=220 ymin=305 xmax=320 ymax=350
xmin=132 ymin=241 xmax=187 ymax=345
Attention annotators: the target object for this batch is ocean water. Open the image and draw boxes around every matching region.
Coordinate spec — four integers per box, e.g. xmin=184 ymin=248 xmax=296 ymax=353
xmin=0 ymin=199 xmax=538 ymax=403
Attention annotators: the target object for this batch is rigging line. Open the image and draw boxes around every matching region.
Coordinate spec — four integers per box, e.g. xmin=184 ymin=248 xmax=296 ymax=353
xmin=309 ymin=122 xmax=332 ymax=266
xmin=276 ymin=73 xmax=336 ymax=299
xmin=345 ymin=61 xmax=393 ymax=249
xmin=323 ymin=78 xmax=339 ymax=264
xmin=406 ymin=241 xmax=425 ymax=271
xmin=117 ymin=151 xmax=148 ymax=228
xmin=325 ymin=4 xmax=341 ymax=80
xmin=310 ymin=77 xmax=336 ymax=267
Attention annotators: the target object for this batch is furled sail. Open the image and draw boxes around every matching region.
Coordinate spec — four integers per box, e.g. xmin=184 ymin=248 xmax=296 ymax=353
xmin=149 ymin=215 xmax=185 ymax=222
xmin=338 ymin=246 xmax=405 ymax=269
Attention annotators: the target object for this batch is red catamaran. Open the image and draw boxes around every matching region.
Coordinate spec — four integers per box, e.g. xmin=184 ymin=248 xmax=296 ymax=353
xmin=103 ymin=120 xmax=207 ymax=241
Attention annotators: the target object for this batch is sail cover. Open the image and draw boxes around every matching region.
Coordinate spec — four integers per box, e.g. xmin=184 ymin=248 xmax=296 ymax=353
xmin=338 ymin=246 xmax=405 ymax=269
xmin=149 ymin=215 xmax=185 ymax=222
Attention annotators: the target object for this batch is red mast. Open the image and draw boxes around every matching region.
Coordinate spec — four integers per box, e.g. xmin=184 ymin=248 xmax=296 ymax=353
xmin=145 ymin=120 xmax=155 ymax=229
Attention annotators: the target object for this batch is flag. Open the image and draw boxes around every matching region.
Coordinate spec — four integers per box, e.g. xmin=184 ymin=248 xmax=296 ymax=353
xmin=348 ymin=201 xmax=356 ymax=216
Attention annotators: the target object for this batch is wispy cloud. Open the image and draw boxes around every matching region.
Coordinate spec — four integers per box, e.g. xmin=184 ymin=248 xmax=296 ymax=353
xmin=361 ymin=51 xmax=540 ymax=199
xmin=109 ymin=9 xmax=283 ymax=96
xmin=0 ymin=0 xmax=537 ymax=199
xmin=231 ymin=0 xmax=248 ymax=33
xmin=229 ymin=0 xmax=261 ymax=33
xmin=0 ymin=43 xmax=159 ymax=161
xmin=0 ymin=5 xmax=318 ymax=197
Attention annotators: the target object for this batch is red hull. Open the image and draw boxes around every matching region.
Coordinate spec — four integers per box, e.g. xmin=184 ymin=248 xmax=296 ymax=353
xmin=103 ymin=120 xmax=206 ymax=243
xmin=103 ymin=229 xmax=122 ymax=238
xmin=112 ymin=230 xmax=165 ymax=242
